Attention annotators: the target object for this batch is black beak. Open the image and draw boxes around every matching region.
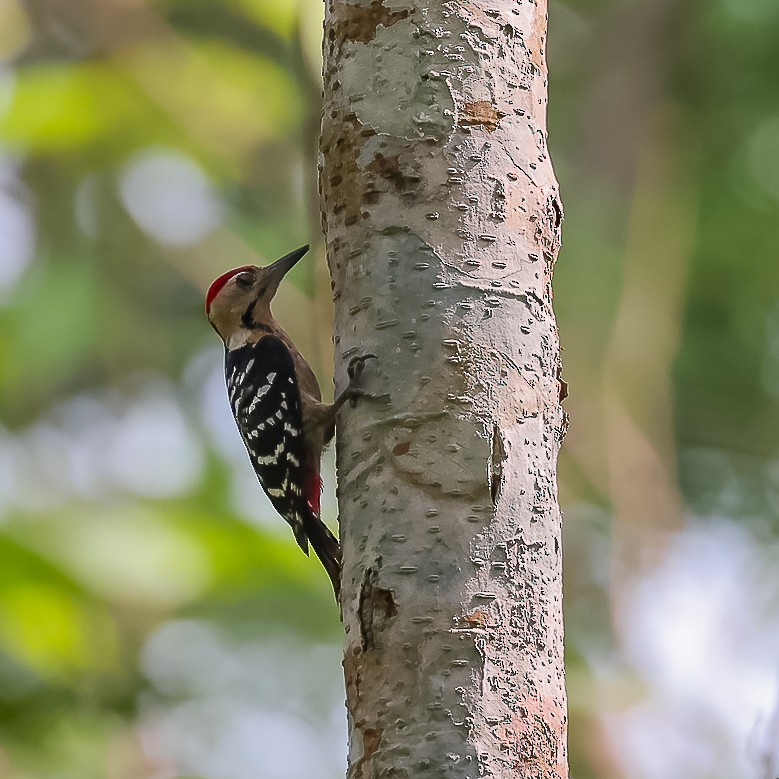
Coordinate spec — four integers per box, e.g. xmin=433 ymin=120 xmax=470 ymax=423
xmin=265 ymin=244 xmax=309 ymax=282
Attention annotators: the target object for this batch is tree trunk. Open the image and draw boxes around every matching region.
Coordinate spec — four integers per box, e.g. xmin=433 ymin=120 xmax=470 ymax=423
xmin=320 ymin=1 xmax=568 ymax=777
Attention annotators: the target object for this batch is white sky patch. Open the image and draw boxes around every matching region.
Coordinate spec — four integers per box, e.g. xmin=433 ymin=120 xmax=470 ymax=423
xmin=107 ymin=380 xmax=204 ymax=499
xmin=16 ymin=424 xmax=77 ymax=510
xmin=139 ymin=620 xmax=346 ymax=779
xmin=0 ymin=421 xmax=99 ymax=515
xmin=319 ymin=447 xmax=337 ymax=521
xmin=229 ymin=463 xmax=290 ymax=533
xmin=1 ymin=376 xmax=205 ymax=511
xmin=0 ymin=421 xmax=94 ymax=514
xmin=119 ymin=147 xmax=223 ymax=246
xmin=607 ymin=519 xmax=779 ymax=779
xmin=145 ymin=701 xmax=337 ymax=779
xmin=52 ymin=393 xmax=116 ymax=500
xmin=187 ymin=346 xmax=249 ymax=462
xmin=140 ymin=619 xmax=228 ymax=698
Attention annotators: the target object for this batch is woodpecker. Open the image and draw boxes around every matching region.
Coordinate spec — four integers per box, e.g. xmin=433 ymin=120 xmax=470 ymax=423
xmin=205 ymin=245 xmax=375 ymax=598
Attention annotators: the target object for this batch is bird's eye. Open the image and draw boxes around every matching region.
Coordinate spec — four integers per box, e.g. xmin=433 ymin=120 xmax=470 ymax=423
xmin=235 ymin=272 xmax=254 ymax=288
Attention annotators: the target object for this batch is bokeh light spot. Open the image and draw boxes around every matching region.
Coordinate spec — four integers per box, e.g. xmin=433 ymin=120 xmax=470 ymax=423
xmin=119 ymin=148 xmax=222 ymax=246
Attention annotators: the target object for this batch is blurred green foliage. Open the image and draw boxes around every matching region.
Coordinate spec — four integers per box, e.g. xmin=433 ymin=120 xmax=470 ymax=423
xmin=0 ymin=1 xmax=341 ymax=777
xmin=0 ymin=0 xmax=778 ymax=777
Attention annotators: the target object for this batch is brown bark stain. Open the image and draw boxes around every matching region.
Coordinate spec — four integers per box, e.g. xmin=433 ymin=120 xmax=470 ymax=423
xmin=365 ymin=153 xmax=421 ymax=198
xmin=346 ymin=569 xmax=398 ymax=778
xmin=320 ymin=115 xmax=367 ymax=231
xmin=344 ymin=644 xmax=361 ymax=715
xmin=460 ymin=608 xmax=491 ymax=629
xmin=331 ymin=0 xmax=410 ymax=45
xmin=360 ymin=728 xmax=382 ymax=770
xmin=321 ymin=120 xmax=422 ymax=233
xmin=344 ymin=644 xmax=385 ymax=779
xmin=496 ymin=695 xmax=567 ymax=776
xmin=460 ymin=101 xmax=506 ymax=132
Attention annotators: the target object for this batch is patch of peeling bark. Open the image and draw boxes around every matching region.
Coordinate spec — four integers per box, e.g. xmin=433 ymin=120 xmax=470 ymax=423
xmin=329 ymin=0 xmax=410 ymax=45
xmin=460 ymin=100 xmax=507 ymax=132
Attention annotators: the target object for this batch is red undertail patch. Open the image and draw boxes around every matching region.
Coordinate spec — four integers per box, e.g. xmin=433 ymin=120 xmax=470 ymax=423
xmin=306 ymin=469 xmax=323 ymax=516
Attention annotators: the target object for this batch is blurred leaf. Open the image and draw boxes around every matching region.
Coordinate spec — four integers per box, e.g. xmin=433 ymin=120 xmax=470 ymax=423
xmin=228 ymin=0 xmax=298 ymax=38
xmin=0 ymin=63 xmax=138 ymax=152
xmin=0 ymin=582 xmax=118 ymax=678
xmin=0 ymin=257 xmax=97 ymax=412
xmin=6 ymin=506 xmax=210 ymax=608
xmin=120 ymin=38 xmax=302 ymax=164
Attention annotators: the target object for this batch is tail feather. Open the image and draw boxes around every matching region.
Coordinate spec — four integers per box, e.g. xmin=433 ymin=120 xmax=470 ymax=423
xmin=304 ymin=513 xmax=342 ymax=599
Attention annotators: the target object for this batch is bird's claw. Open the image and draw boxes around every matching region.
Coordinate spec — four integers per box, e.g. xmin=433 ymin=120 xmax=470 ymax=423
xmin=347 ymin=353 xmax=377 ymax=382
xmin=347 ymin=387 xmax=391 ymax=408
xmin=343 ymin=354 xmax=386 ymax=408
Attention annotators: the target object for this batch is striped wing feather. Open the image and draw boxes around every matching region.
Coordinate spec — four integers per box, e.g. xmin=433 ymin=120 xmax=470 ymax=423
xmin=224 ymin=336 xmax=341 ymax=594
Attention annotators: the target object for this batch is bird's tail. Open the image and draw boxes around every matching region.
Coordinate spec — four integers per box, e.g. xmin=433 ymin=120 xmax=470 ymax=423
xmin=305 ymin=513 xmax=342 ymax=599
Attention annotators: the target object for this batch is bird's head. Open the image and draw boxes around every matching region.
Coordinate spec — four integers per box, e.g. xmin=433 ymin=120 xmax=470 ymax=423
xmin=205 ymin=244 xmax=309 ymax=343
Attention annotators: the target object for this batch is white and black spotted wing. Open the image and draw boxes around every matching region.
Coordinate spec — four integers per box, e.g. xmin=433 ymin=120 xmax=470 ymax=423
xmin=225 ymin=336 xmax=312 ymax=552
xmin=225 ymin=336 xmax=342 ymax=596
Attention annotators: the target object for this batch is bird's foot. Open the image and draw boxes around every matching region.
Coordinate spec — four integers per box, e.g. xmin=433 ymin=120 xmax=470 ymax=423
xmin=347 ymin=353 xmax=377 ymax=382
xmin=344 ymin=354 xmax=389 ymax=408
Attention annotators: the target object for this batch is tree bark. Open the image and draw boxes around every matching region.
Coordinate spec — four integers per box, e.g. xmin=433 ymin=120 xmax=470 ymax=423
xmin=320 ymin=1 xmax=568 ymax=777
